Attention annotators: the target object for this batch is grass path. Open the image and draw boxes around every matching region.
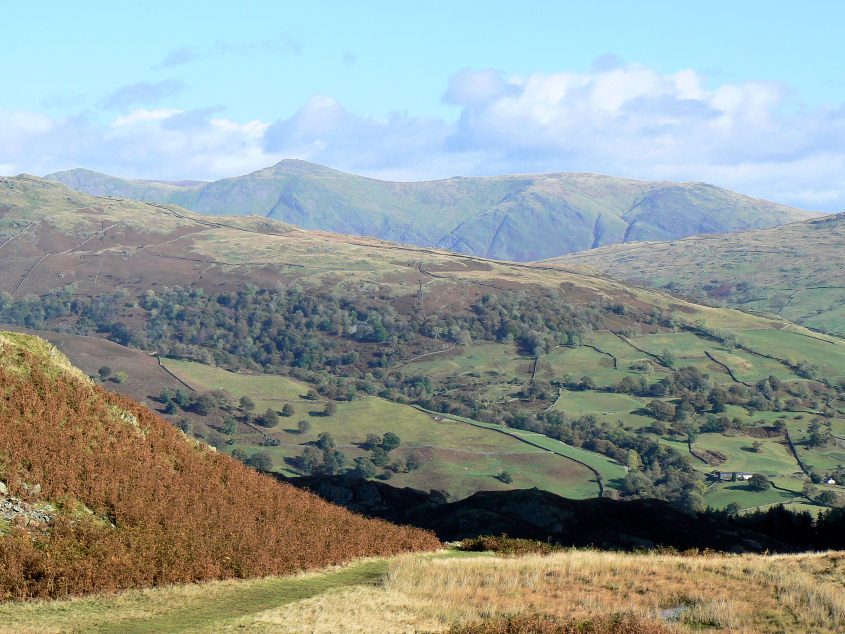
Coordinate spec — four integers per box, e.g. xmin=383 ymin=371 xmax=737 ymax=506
xmin=1 ymin=560 xmax=389 ymax=633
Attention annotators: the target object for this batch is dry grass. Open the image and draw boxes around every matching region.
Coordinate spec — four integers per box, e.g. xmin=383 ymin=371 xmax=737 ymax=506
xmin=234 ymin=549 xmax=845 ymax=633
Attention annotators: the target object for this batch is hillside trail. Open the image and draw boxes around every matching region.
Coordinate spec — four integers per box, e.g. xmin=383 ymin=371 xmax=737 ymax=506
xmin=93 ymin=560 xmax=388 ymax=633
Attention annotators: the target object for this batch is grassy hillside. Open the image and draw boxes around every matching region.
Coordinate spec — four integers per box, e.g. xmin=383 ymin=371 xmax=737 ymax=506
xmin=0 ymin=175 xmax=842 ymax=512
xmin=0 ymin=331 xmax=439 ymax=600
xmin=44 ymin=161 xmax=815 ymax=261
xmin=2 ymin=548 xmax=842 ymax=632
xmin=552 ymin=213 xmax=845 ymax=333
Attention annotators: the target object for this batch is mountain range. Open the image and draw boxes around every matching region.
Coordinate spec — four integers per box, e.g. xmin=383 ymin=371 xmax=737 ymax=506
xmin=45 ymin=161 xmax=816 ymax=262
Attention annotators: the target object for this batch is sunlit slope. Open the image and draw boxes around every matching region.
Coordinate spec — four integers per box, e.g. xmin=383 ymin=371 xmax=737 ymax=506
xmin=0 ymin=331 xmax=438 ymax=600
xmin=45 ymin=160 xmax=815 ymax=261
xmin=0 ymin=175 xmax=815 ymax=334
xmin=551 ymin=213 xmax=845 ymax=333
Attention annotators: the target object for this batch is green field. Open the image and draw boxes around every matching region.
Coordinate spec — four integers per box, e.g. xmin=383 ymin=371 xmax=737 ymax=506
xmin=162 ymin=360 xmax=605 ymax=500
xmin=703 ymin=482 xmax=798 ymax=511
xmin=162 ymin=358 xmax=309 ymax=402
xmin=694 ymin=433 xmax=799 ymax=475
xmin=160 ymin=317 xmax=845 ymax=512
xmin=737 ymin=329 xmax=845 ymax=375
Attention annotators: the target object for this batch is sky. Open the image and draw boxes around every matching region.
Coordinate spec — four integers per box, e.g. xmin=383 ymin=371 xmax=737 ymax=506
xmin=2 ymin=0 xmax=845 ymax=211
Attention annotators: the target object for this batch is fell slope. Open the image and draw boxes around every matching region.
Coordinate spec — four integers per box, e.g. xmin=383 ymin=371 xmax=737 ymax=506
xmin=45 ymin=161 xmax=815 ymax=261
xmin=552 ymin=213 xmax=845 ymax=333
xmin=0 ymin=173 xmax=777 ymax=325
xmin=2 ymin=176 xmax=843 ymax=512
xmin=0 ymin=331 xmax=438 ymax=600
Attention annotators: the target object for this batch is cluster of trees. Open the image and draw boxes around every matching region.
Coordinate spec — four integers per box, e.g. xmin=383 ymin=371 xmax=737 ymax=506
xmin=294 ymin=431 xmax=413 ymax=479
xmin=531 ymin=411 xmax=702 ymax=506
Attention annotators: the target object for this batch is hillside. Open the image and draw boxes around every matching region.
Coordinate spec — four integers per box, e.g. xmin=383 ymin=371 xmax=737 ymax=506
xmin=0 ymin=331 xmax=438 ymax=600
xmin=1 ymin=175 xmax=844 ymax=514
xmin=551 ymin=213 xmax=845 ymax=334
xmin=45 ymin=161 xmax=815 ymax=261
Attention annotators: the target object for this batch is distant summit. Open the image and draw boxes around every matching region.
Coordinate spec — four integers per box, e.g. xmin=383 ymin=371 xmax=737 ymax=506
xmin=46 ymin=161 xmax=817 ymax=262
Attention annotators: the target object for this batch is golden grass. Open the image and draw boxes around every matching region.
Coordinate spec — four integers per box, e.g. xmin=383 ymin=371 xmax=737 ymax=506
xmin=233 ymin=550 xmax=845 ymax=633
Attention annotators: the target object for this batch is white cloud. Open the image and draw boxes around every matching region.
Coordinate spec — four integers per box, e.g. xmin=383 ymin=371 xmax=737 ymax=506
xmin=2 ymin=61 xmax=845 ymax=211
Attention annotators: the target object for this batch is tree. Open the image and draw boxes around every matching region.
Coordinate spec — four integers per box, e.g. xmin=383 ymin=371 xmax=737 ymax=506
xmin=747 ymin=474 xmax=771 ymax=491
xmin=231 ymin=448 xmax=249 ymax=462
xmin=223 ymin=415 xmax=237 ymax=435
xmin=207 ymin=430 xmax=228 ymax=450
xmin=239 ymin=396 xmax=256 ymax=413
xmin=381 ymin=432 xmax=401 ymax=452
xmin=174 ymin=388 xmax=190 ymax=408
xmin=724 ymin=502 xmax=741 ymax=515
xmin=660 ymin=348 xmax=677 ymax=368
xmin=370 ymin=446 xmax=389 ymax=467
xmin=406 ymin=450 xmax=425 ymax=471
xmin=497 ymin=470 xmax=513 ymax=484
xmin=192 ymin=393 xmax=216 ymax=416
xmin=316 ymin=432 xmax=335 ymax=450
xmin=816 ymin=490 xmax=843 ymax=508
xmin=299 ymin=446 xmax=322 ymax=475
xmin=321 ymin=449 xmax=346 ymax=474
xmin=807 ymin=419 xmax=832 ymax=448
xmin=353 ymin=458 xmax=377 ymax=479
xmin=112 ymin=371 xmax=128 ymax=384
xmin=646 ymin=400 xmax=675 ymax=422
xmin=98 ymin=366 xmax=112 ymax=380
xmin=282 ymin=403 xmax=295 ymax=417
xmin=246 ymin=451 xmax=273 ymax=471
xmin=258 ymin=408 xmax=279 ymax=428
xmin=297 ymin=419 xmax=311 ymax=434
xmin=323 ymin=401 xmax=338 ymax=417
xmin=364 ymin=433 xmax=382 ymax=450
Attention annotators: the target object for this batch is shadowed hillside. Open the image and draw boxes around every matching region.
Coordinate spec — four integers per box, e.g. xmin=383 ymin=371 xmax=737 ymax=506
xmin=45 ymin=161 xmax=815 ymax=261
xmin=0 ymin=331 xmax=439 ymax=600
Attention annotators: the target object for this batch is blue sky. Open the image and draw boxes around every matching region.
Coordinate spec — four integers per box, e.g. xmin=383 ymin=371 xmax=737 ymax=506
xmin=2 ymin=1 xmax=845 ymax=210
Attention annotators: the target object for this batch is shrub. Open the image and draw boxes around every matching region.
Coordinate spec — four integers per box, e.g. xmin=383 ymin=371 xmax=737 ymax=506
xmin=458 ymin=536 xmax=556 ymax=556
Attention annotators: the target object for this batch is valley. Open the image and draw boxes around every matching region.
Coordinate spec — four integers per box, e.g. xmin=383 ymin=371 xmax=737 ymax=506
xmin=2 ymin=176 xmax=842 ymax=517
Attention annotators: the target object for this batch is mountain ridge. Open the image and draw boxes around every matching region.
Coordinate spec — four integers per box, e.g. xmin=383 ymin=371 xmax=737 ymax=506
xmin=45 ymin=161 xmax=816 ymax=261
